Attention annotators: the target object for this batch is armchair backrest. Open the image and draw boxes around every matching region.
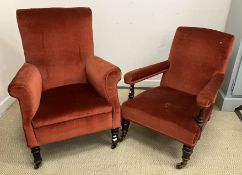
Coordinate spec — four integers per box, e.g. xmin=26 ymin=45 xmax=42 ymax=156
xmin=17 ymin=8 xmax=94 ymax=90
xmin=162 ymin=27 xmax=234 ymax=95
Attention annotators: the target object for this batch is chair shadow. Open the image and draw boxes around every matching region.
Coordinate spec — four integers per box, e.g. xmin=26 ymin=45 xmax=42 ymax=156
xmin=124 ymin=123 xmax=183 ymax=159
xmin=41 ymin=130 xmax=112 ymax=161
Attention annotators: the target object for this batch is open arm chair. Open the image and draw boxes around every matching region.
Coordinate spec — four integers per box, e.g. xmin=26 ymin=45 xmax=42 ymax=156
xmin=120 ymin=27 xmax=234 ymax=169
xmin=8 ymin=8 xmax=121 ymax=169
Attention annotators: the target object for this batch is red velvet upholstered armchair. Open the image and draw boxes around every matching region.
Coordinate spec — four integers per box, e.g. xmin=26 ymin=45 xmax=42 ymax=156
xmin=8 ymin=8 xmax=121 ymax=169
xmin=120 ymin=27 xmax=234 ymax=169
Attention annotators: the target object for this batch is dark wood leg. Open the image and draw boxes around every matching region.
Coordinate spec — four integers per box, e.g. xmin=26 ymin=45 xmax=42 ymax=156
xmin=31 ymin=146 xmax=42 ymax=169
xmin=235 ymin=105 xmax=242 ymax=111
xmin=120 ymin=84 xmax=134 ymax=141
xmin=120 ymin=119 xmax=130 ymax=141
xmin=195 ymin=108 xmax=205 ymax=127
xmin=235 ymin=105 xmax=242 ymax=122
xmin=176 ymin=145 xmax=194 ymax=169
xmin=128 ymin=84 xmax=135 ymax=99
xmin=111 ymin=128 xmax=119 ymax=149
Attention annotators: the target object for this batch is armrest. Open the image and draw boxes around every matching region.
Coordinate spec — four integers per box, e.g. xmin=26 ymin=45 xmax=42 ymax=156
xmin=196 ymin=73 xmax=224 ymax=108
xmin=86 ymin=56 xmax=121 ymax=128
xmin=8 ymin=63 xmax=42 ymax=122
xmin=124 ymin=60 xmax=170 ymax=84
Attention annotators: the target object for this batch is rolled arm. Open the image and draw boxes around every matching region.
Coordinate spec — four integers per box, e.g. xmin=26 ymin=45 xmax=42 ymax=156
xmin=8 ymin=63 xmax=42 ymax=122
xmin=86 ymin=56 xmax=121 ymax=128
xmin=124 ymin=60 xmax=170 ymax=84
xmin=196 ymin=73 xmax=224 ymax=108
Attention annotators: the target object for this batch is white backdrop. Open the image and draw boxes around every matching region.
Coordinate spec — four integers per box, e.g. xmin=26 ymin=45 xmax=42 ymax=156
xmin=0 ymin=0 xmax=232 ymax=115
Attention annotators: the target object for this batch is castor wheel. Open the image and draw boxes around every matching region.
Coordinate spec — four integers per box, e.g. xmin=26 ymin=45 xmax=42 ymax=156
xmin=176 ymin=161 xmax=187 ymax=169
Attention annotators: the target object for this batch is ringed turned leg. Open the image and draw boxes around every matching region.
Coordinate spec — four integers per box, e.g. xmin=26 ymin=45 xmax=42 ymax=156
xmin=120 ymin=119 xmax=130 ymax=141
xmin=111 ymin=128 xmax=119 ymax=149
xmin=176 ymin=145 xmax=194 ymax=169
xmin=120 ymin=84 xmax=134 ymax=141
xmin=31 ymin=146 xmax=42 ymax=169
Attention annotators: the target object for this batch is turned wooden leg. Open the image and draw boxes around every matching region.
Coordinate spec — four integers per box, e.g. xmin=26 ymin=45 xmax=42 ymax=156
xmin=235 ymin=105 xmax=242 ymax=121
xmin=120 ymin=84 xmax=134 ymax=141
xmin=176 ymin=145 xmax=194 ymax=169
xmin=235 ymin=105 xmax=242 ymax=111
xmin=111 ymin=128 xmax=119 ymax=149
xmin=120 ymin=119 xmax=130 ymax=141
xmin=31 ymin=146 xmax=42 ymax=169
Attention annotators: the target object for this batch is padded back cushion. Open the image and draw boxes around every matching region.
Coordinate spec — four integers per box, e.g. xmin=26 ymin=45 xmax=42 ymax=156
xmin=17 ymin=8 xmax=94 ymax=90
xmin=162 ymin=27 xmax=234 ymax=95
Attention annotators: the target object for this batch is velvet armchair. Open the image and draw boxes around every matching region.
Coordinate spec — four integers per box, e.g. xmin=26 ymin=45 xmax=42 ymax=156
xmin=120 ymin=27 xmax=234 ymax=169
xmin=8 ymin=8 xmax=121 ymax=169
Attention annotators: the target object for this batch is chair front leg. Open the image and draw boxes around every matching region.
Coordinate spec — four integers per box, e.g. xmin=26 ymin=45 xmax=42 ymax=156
xmin=111 ymin=128 xmax=119 ymax=149
xmin=176 ymin=108 xmax=206 ymax=169
xmin=120 ymin=84 xmax=134 ymax=141
xmin=176 ymin=145 xmax=194 ymax=169
xmin=31 ymin=146 xmax=42 ymax=169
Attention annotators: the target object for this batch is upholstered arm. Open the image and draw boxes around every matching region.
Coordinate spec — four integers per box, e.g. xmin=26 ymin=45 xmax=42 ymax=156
xmin=196 ymin=73 xmax=224 ymax=108
xmin=8 ymin=63 xmax=42 ymax=119
xmin=8 ymin=63 xmax=42 ymax=147
xmin=86 ymin=56 xmax=122 ymax=128
xmin=124 ymin=60 xmax=170 ymax=84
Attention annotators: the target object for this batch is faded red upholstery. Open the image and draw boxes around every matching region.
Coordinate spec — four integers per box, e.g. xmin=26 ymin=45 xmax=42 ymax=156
xmin=122 ymin=27 xmax=234 ymax=147
xmin=32 ymin=84 xmax=112 ymax=128
xmin=8 ymin=8 xmax=121 ymax=148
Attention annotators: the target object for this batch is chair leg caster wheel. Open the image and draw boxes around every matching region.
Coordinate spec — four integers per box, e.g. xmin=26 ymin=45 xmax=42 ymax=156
xmin=176 ymin=162 xmax=186 ymax=169
xmin=34 ymin=161 xmax=42 ymax=169
xmin=111 ymin=143 xmax=117 ymax=149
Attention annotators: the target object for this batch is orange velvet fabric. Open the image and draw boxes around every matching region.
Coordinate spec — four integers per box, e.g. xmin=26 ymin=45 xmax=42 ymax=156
xmin=162 ymin=27 xmax=234 ymax=95
xmin=8 ymin=8 xmax=121 ymax=148
xmin=86 ymin=56 xmax=121 ymax=128
xmin=124 ymin=60 xmax=170 ymax=84
xmin=122 ymin=27 xmax=234 ymax=147
xmin=122 ymin=87 xmax=201 ymax=146
xmin=17 ymin=8 xmax=94 ymax=90
xmin=35 ymin=112 xmax=113 ymax=145
xmin=8 ymin=63 xmax=42 ymax=147
xmin=196 ymin=73 xmax=224 ymax=108
xmin=32 ymin=84 xmax=112 ymax=128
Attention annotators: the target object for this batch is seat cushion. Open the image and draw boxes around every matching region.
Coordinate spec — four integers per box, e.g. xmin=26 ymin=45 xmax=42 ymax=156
xmin=32 ymin=84 xmax=112 ymax=128
xmin=122 ymin=86 xmax=201 ymax=146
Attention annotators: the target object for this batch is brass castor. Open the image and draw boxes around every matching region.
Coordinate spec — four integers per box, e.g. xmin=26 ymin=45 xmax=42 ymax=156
xmin=176 ymin=145 xmax=193 ymax=169
xmin=176 ymin=160 xmax=188 ymax=169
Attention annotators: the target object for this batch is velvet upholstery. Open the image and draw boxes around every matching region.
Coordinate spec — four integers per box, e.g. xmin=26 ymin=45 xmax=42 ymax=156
xmin=8 ymin=63 xmax=42 ymax=147
xmin=8 ymin=8 xmax=121 ymax=148
xmin=86 ymin=56 xmax=121 ymax=128
xmin=35 ymin=112 xmax=113 ymax=145
xmin=32 ymin=84 xmax=112 ymax=128
xmin=122 ymin=27 xmax=234 ymax=147
xmin=162 ymin=27 xmax=234 ymax=95
xmin=17 ymin=8 xmax=94 ymax=90
xmin=122 ymin=87 xmax=201 ymax=146
xmin=124 ymin=60 xmax=170 ymax=84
